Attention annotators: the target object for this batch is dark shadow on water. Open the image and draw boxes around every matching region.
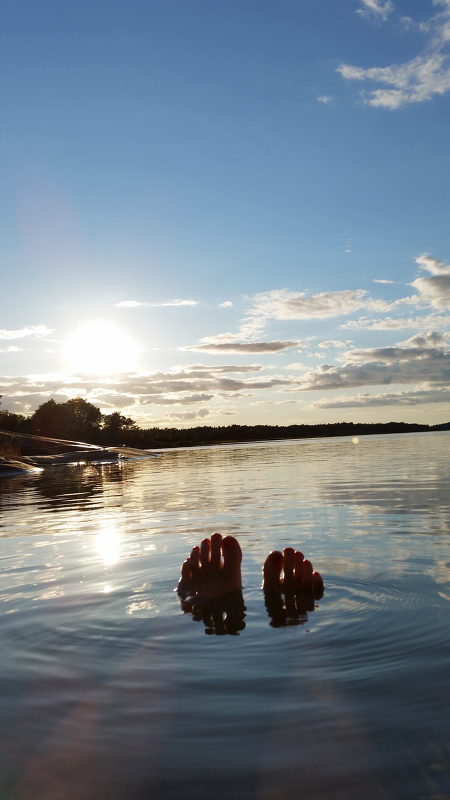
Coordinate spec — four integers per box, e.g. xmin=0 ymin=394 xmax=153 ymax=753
xmin=179 ymin=590 xmax=246 ymax=635
xmin=264 ymin=587 xmax=323 ymax=627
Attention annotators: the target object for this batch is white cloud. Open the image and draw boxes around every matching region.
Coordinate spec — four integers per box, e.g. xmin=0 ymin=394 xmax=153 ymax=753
xmin=183 ymin=340 xmax=299 ymax=354
xmin=0 ymin=364 xmax=300 ymax=416
xmin=0 ymin=346 xmax=23 ymax=353
xmin=115 ymin=298 xmax=198 ymax=308
xmin=317 ymin=95 xmax=333 ymax=104
xmin=396 ymin=330 xmax=448 ymax=348
xmin=218 ymin=301 xmax=233 ymax=308
xmin=318 ymin=339 xmax=349 ymax=349
xmin=141 ymin=393 xmax=214 ymax=406
xmin=286 ymin=362 xmax=307 ymax=371
xmin=373 ymin=278 xmax=395 ymax=284
xmin=158 ymin=299 xmax=198 ymax=307
xmin=192 ymin=281 xmax=422 ymax=358
xmin=0 ymin=325 xmax=54 ymax=340
xmin=298 ymin=337 xmax=450 ymax=391
xmin=251 ymin=287 xmax=391 ymax=320
xmin=357 ymin=0 xmax=394 ymax=21
xmin=341 ymin=312 xmax=450 ymax=330
xmin=411 ymin=253 xmax=450 ymax=309
xmin=313 ymin=386 xmax=450 ymax=408
xmin=338 ymin=2 xmax=450 ymax=108
xmin=165 ymin=408 xmax=210 ymax=421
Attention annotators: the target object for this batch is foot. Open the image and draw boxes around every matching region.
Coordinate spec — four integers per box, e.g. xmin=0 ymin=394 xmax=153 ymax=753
xmin=262 ymin=547 xmax=324 ymax=628
xmin=262 ymin=547 xmax=324 ymax=594
xmin=177 ymin=533 xmax=242 ymax=600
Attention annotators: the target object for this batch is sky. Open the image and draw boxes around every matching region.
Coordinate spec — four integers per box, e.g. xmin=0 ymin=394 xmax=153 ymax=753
xmin=1 ymin=0 xmax=450 ymax=428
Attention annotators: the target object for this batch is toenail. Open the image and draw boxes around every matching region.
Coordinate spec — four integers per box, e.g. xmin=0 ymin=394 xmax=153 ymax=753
xmin=269 ymin=550 xmax=283 ymax=562
xmin=223 ymin=536 xmax=234 ymax=548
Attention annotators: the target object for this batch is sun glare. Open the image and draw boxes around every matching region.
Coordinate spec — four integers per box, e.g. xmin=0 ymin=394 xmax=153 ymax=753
xmin=96 ymin=523 xmax=120 ymax=566
xmin=65 ymin=321 xmax=139 ymax=374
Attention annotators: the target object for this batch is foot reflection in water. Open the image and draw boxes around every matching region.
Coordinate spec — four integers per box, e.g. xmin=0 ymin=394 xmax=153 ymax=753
xmin=179 ymin=591 xmax=247 ymax=635
xmin=263 ymin=587 xmax=322 ymax=627
xmin=177 ymin=534 xmax=324 ymax=632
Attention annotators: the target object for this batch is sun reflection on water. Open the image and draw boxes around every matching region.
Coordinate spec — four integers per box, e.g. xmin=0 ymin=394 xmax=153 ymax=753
xmin=96 ymin=523 xmax=120 ymax=566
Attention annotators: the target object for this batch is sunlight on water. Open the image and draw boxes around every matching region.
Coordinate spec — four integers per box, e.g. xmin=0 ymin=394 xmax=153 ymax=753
xmin=0 ymin=432 xmax=449 ymax=800
xmin=96 ymin=522 xmax=121 ymax=566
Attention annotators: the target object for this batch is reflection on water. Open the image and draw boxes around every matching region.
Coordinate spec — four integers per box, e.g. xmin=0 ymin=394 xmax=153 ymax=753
xmin=179 ymin=590 xmax=247 ymax=635
xmin=0 ymin=432 xmax=449 ymax=799
xmin=264 ymin=587 xmax=322 ymax=628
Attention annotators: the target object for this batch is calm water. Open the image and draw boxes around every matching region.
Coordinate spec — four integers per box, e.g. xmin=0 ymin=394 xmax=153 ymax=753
xmin=0 ymin=432 xmax=449 ymax=800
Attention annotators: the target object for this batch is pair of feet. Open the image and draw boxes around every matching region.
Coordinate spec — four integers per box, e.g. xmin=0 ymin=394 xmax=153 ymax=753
xmin=177 ymin=532 xmax=324 ymax=599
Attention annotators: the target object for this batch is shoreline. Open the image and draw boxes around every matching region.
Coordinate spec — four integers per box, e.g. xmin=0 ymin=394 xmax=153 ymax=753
xmin=1 ymin=424 xmax=449 ymax=476
xmin=0 ymin=430 xmax=154 ymax=476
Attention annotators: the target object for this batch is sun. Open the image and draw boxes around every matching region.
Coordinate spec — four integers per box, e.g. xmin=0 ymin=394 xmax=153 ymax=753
xmin=65 ymin=320 xmax=139 ymax=374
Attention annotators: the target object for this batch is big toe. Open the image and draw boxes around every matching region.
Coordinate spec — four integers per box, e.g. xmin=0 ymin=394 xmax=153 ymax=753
xmin=263 ymin=550 xmax=284 ymax=591
xmin=222 ymin=535 xmax=242 ymax=571
xmin=312 ymin=570 xmax=324 ymax=595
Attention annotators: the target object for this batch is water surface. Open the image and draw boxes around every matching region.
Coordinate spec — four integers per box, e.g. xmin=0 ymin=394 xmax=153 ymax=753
xmin=1 ymin=432 xmax=449 ymax=799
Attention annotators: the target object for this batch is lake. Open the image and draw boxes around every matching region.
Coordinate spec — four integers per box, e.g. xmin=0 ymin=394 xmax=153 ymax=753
xmin=0 ymin=432 xmax=449 ymax=800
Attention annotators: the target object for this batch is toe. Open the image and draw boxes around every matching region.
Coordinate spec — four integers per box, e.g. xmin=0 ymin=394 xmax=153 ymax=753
xmin=283 ymin=547 xmax=295 ymax=585
xmin=177 ymin=559 xmax=192 ymax=595
xmin=262 ymin=550 xmax=284 ymax=591
xmin=222 ymin=535 xmax=242 ymax=574
xmin=190 ymin=545 xmax=201 ymax=570
xmin=294 ymin=551 xmax=304 ymax=585
xmin=312 ymin=571 xmax=324 ymax=595
xmin=210 ymin=532 xmax=222 ymax=569
xmin=200 ymin=538 xmax=211 ymax=568
xmin=303 ymin=558 xmax=313 ymax=590
xmin=188 ymin=546 xmax=201 ymax=585
xmin=180 ymin=560 xmax=191 ymax=582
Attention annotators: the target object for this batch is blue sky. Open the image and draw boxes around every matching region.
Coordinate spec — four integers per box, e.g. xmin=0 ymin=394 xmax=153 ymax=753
xmin=1 ymin=0 xmax=449 ymax=427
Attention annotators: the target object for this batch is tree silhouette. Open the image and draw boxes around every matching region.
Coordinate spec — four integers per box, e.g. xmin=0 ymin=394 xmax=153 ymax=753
xmin=31 ymin=398 xmax=102 ymax=441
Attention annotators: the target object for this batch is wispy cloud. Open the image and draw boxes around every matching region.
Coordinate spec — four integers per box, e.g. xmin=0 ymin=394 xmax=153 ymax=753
xmin=0 ymin=325 xmax=54 ymax=340
xmin=218 ymin=301 xmax=233 ymax=308
xmin=356 ymin=0 xmax=394 ymax=21
xmin=338 ymin=1 xmax=450 ymax=108
xmin=313 ymin=386 xmax=450 ymax=408
xmin=115 ymin=298 xmax=198 ymax=308
xmin=318 ymin=339 xmax=350 ymax=350
xmin=373 ymin=278 xmax=395 ymax=284
xmin=0 ymin=346 xmax=24 ymax=353
xmin=341 ymin=312 xmax=450 ymax=330
xmin=252 ymin=288 xmax=372 ymax=319
xmin=165 ymin=408 xmax=210 ymax=421
xmin=0 ymin=364 xmax=298 ymax=416
xmin=183 ymin=340 xmax=299 ymax=354
xmin=317 ymin=95 xmax=333 ymax=104
xmin=249 ymin=287 xmax=408 ymax=320
xmin=189 ymin=281 xmax=423 ymax=356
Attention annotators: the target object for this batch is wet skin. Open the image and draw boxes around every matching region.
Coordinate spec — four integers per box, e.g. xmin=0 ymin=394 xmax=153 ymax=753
xmin=262 ymin=547 xmax=324 ymax=627
xmin=177 ymin=535 xmax=324 ymax=632
xmin=177 ymin=532 xmax=243 ymax=600
xmin=262 ymin=547 xmax=324 ymax=594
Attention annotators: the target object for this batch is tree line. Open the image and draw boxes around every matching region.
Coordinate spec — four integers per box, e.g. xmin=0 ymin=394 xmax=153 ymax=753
xmin=0 ymin=397 xmax=135 ymax=446
xmin=1 ymin=395 xmax=449 ymax=449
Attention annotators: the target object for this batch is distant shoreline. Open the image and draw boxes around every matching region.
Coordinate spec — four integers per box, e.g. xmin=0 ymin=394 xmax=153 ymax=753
xmin=1 ymin=420 xmax=449 ymax=469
